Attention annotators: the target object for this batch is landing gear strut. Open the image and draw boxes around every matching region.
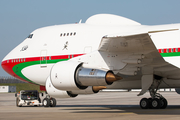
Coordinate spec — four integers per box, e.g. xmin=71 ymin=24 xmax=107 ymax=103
xmin=43 ymin=94 xmax=56 ymax=107
xmin=139 ymin=75 xmax=168 ymax=109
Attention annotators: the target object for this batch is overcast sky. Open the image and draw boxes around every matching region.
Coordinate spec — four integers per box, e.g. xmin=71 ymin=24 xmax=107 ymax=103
xmin=1 ymin=0 xmax=180 ymax=76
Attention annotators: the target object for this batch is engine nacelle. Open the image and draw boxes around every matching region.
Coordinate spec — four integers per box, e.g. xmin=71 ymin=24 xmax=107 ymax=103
xmin=46 ymin=76 xmax=103 ymax=97
xmin=46 ymin=76 xmax=77 ymax=98
xmin=50 ymin=60 xmax=121 ymax=91
xmin=69 ymin=86 xmax=106 ymax=94
xmin=50 ymin=61 xmax=84 ymax=90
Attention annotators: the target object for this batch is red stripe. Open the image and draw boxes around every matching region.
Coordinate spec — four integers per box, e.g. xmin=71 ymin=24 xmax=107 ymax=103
xmin=159 ymin=49 xmax=161 ymax=53
xmin=1 ymin=54 xmax=84 ymax=82
xmin=164 ymin=49 xmax=167 ymax=53
xmin=158 ymin=48 xmax=180 ymax=53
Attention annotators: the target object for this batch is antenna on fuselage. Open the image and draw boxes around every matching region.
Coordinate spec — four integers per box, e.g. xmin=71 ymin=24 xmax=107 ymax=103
xmin=78 ymin=19 xmax=82 ymax=24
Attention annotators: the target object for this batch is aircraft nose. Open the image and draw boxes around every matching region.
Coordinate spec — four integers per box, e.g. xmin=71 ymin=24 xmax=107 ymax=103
xmin=1 ymin=59 xmax=13 ymax=76
xmin=1 ymin=58 xmax=29 ymax=82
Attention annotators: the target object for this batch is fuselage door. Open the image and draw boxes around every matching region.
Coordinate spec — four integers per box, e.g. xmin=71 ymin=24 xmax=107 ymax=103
xmin=40 ymin=50 xmax=47 ymax=67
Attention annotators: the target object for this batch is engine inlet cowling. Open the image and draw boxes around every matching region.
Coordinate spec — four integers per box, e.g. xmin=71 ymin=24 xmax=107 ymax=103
xmin=46 ymin=76 xmax=78 ymax=98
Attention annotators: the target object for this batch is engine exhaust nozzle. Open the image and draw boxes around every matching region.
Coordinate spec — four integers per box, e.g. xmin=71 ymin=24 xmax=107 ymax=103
xmin=92 ymin=86 xmax=107 ymax=92
xmin=106 ymin=72 xmax=123 ymax=84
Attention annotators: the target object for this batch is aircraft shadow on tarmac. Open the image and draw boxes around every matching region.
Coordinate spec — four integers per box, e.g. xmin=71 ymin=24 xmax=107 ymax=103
xmin=56 ymin=105 xmax=180 ymax=115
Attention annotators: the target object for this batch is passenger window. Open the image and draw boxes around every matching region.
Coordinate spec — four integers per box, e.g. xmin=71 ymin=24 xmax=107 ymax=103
xmin=60 ymin=32 xmax=77 ymax=37
xmin=161 ymin=49 xmax=164 ymax=53
xmin=176 ymin=48 xmax=178 ymax=52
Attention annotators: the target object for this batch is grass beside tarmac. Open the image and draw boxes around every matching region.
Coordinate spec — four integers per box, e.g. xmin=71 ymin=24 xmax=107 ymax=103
xmin=0 ymin=83 xmax=40 ymax=92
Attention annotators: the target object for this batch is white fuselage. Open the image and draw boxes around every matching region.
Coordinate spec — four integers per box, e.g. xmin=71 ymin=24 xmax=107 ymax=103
xmin=2 ymin=22 xmax=180 ymax=88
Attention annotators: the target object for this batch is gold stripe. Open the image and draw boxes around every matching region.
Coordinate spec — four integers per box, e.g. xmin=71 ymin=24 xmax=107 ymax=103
xmin=148 ymin=29 xmax=179 ymax=33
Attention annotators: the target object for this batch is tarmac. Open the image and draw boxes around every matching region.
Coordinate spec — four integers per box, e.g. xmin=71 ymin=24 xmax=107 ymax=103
xmin=0 ymin=91 xmax=180 ymax=120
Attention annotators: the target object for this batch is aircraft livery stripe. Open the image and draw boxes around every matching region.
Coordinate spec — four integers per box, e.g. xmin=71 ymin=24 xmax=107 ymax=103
xmin=2 ymin=47 xmax=180 ymax=84
xmin=158 ymin=48 xmax=180 ymax=57
xmin=1 ymin=54 xmax=84 ymax=84
xmin=160 ymin=52 xmax=180 ymax=57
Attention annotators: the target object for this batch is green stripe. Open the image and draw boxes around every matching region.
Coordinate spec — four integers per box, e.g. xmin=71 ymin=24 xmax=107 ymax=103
xmin=12 ymin=59 xmax=69 ymax=84
xmin=160 ymin=52 xmax=180 ymax=57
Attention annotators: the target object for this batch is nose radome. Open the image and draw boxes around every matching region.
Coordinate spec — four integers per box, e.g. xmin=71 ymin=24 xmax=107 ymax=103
xmin=1 ymin=47 xmax=17 ymax=76
xmin=1 ymin=58 xmax=29 ymax=83
xmin=1 ymin=59 xmax=12 ymax=76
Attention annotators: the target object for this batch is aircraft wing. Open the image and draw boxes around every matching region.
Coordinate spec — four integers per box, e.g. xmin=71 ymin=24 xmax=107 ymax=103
xmin=99 ymin=33 xmax=157 ymax=53
xmin=98 ymin=32 xmax=180 ymax=79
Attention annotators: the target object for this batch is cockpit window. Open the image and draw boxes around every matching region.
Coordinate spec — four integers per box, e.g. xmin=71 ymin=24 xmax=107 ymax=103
xmin=27 ymin=34 xmax=33 ymax=38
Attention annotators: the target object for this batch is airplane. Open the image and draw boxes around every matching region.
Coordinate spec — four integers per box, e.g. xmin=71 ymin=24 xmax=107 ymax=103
xmin=2 ymin=14 xmax=180 ymax=109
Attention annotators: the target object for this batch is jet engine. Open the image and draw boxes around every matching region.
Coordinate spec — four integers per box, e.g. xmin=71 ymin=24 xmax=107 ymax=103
xmin=46 ymin=76 xmax=106 ymax=98
xmin=50 ymin=61 xmax=121 ymax=91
